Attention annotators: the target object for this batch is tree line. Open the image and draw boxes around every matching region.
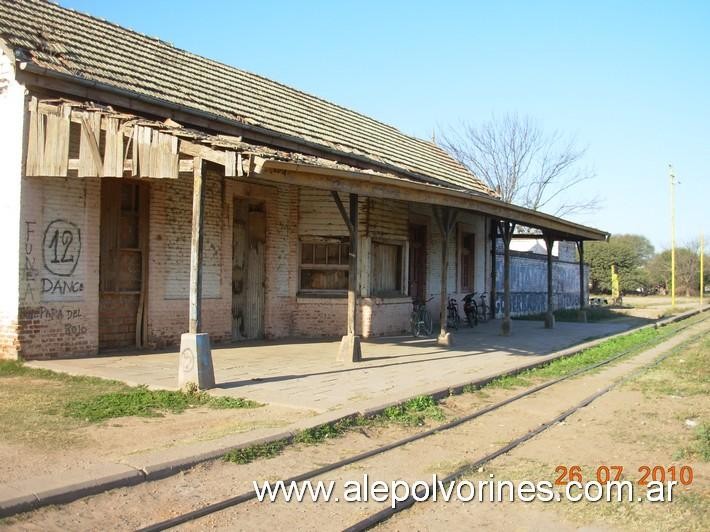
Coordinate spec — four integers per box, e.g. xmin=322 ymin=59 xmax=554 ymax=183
xmin=585 ymin=234 xmax=708 ymax=296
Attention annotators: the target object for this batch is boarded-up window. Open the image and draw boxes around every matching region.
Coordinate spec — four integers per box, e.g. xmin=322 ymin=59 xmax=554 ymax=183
xmin=372 ymin=241 xmax=403 ymax=296
xmin=300 ymin=239 xmax=349 ymax=292
xmin=459 ymin=231 xmax=475 ymax=292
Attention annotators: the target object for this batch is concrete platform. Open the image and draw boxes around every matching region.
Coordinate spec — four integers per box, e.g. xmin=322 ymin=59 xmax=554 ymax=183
xmin=28 ymin=318 xmax=638 ymax=414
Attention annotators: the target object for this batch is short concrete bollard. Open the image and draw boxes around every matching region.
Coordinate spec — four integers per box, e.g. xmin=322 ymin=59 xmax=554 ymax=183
xmin=501 ymin=318 xmax=512 ymax=336
xmin=337 ymin=334 xmax=362 ymax=363
xmin=577 ymin=310 xmax=588 ymax=323
xmin=437 ymin=332 xmax=453 ymax=347
xmin=544 ymin=312 xmax=556 ymax=329
xmin=178 ymin=332 xmax=215 ymax=390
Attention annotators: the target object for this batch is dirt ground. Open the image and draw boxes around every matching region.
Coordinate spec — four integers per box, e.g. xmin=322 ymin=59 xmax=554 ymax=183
xmin=604 ymin=294 xmax=700 ymax=320
xmin=0 ymin=402 xmax=312 ymax=484
xmin=3 ymin=315 xmax=706 ymax=531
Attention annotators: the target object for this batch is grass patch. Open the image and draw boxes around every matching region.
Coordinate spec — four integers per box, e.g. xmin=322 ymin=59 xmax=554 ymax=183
xmin=0 ymin=360 xmax=261 ymax=447
xmin=65 ymin=387 xmax=260 ymax=422
xmin=514 ymin=307 xmax=628 ymax=322
xmin=381 ymin=395 xmax=446 ymax=426
xmin=675 ymin=423 xmax=710 ymax=462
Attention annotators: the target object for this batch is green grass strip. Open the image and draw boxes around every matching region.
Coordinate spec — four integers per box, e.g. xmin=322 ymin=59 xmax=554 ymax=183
xmin=483 ymin=312 xmax=706 ymax=389
xmin=65 ymin=387 xmax=261 ymax=422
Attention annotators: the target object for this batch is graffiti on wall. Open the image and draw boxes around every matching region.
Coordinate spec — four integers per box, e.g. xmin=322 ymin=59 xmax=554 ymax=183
xmin=20 ymin=221 xmax=39 ymax=304
xmin=40 ymin=219 xmax=84 ymax=298
xmin=19 ymin=305 xmax=87 ymax=338
xmin=494 ymin=252 xmax=588 ymax=317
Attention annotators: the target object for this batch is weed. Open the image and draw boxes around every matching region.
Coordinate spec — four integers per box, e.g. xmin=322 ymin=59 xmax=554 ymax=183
xmin=675 ymin=422 xmax=710 ymax=462
xmin=382 ymin=395 xmax=445 ymax=426
xmin=224 ymin=440 xmax=289 ymax=464
xmin=294 ymin=416 xmax=369 ymax=444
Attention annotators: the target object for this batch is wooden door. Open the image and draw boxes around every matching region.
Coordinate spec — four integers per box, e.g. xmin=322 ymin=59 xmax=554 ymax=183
xmin=232 ymin=199 xmax=265 ymax=340
xmin=99 ymin=179 xmax=149 ymax=350
xmin=409 ymin=223 xmax=427 ymax=302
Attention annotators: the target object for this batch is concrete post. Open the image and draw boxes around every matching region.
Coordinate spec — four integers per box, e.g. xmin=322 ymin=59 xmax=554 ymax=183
xmin=544 ymin=233 xmax=555 ymax=329
xmin=490 ymin=219 xmax=498 ymax=319
xmin=501 ymin=221 xmax=515 ymax=336
xmin=577 ymin=240 xmax=588 ymax=322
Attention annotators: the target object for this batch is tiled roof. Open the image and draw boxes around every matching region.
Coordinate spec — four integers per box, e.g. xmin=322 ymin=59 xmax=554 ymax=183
xmin=0 ymin=0 xmax=495 ymax=196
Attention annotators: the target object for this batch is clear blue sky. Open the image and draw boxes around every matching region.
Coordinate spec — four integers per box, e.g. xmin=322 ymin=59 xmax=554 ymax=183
xmin=60 ymin=0 xmax=709 ymax=252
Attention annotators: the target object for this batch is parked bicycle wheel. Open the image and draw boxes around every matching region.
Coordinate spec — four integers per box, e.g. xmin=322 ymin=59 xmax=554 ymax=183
xmin=410 ymin=311 xmax=421 ymax=337
xmin=477 ymin=301 xmax=488 ymax=323
xmin=446 ymin=298 xmax=460 ymax=330
xmin=421 ymin=308 xmax=433 ymax=336
xmin=465 ymin=299 xmax=478 ymax=327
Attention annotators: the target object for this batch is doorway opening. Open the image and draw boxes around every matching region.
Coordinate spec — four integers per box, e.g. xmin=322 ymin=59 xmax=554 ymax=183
xmin=232 ymin=198 xmax=266 ymax=340
xmin=99 ymin=179 xmax=149 ymax=350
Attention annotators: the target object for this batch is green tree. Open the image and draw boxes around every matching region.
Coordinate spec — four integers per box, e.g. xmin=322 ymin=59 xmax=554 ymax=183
xmin=585 ymin=234 xmax=654 ymax=294
xmin=647 ymin=242 xmax=709 ymax=296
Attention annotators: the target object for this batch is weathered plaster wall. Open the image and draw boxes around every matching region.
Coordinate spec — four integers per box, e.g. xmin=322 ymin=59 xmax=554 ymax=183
xmin=0 ymin=49 xmax=23 ymax=358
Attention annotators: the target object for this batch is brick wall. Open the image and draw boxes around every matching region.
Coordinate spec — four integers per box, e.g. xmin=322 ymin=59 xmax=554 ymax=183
xmin=147 ymin=165 xmax=231 ymax=348
xmin=16 ymin=176 xmax=101 ymax=358
xmin=9 ymin=161 xmax=495 ymax=358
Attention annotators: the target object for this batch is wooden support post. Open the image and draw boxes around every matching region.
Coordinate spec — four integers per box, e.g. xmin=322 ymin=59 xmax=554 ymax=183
xmin=332 ymin=191 xmax=362 ymax=362
xmin=490 ymin=218 xmax=498 ymax=319
xmin=434 ymin=206 xmax=457 ymax=346
xmin=189 ymin=158 xmax=205 ymax=334
xmin=179 ymin=157 xmax=215 ymax=389
xmin=544 ymin=232 xmax=555 ymax=329
xmin=577 ymin=240 xmax=588 ymax=322
xmin=500 ymin=221 xmax=515 ymax=336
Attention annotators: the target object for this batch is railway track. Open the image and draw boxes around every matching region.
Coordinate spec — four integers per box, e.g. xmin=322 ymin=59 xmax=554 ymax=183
xmin=136 ymin=311 xmax=708 ymax=532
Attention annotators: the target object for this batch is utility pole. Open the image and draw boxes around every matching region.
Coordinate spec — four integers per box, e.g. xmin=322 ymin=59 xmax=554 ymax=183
xmin=668 ymin=165 xmax=677 ymax=307
xmin=701 ymin=233 xmax=705 ymax=307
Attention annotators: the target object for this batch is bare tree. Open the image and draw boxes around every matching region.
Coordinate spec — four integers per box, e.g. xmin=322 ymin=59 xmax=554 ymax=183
xmin=439 ymin=113 xmax=600 ymax=217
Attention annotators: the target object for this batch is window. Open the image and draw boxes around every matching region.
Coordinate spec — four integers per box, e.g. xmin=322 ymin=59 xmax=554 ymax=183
xmin=459 ymin=230 xmax=475 ymax=292
xmin=372 ymin=241 xmax=404 ymax=296
xmin=299 ymin=239 xmax=349 ymax=292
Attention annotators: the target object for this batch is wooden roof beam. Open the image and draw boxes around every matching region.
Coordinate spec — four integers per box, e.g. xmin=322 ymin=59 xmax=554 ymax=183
xmin=254 ymin=159 xmax=608 ymax=241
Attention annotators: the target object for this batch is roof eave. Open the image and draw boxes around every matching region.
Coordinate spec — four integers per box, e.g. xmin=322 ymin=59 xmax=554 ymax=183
xmin=257 ymin=160 xmax=609 ymax=241
xmin=16 ymin=60 xmax=492 ymax=197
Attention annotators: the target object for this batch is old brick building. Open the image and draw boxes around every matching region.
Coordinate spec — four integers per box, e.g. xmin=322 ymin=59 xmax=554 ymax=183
xmin=0 ymin=0 xmax=606 ymax=360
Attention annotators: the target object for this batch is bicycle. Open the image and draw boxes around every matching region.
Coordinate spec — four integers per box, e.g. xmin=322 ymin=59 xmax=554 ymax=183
xmin=446 ymin=297 xmax=461 ymax=330
xmin=462 ymin=293 xmax=479 ymax=327
xmin=476 ymin=292 xmax=489 ymax=323
xmin=462 ymin=292 xmax=489 ymax=327
xmin=410 ymin=297 xmax=434 ymax=337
